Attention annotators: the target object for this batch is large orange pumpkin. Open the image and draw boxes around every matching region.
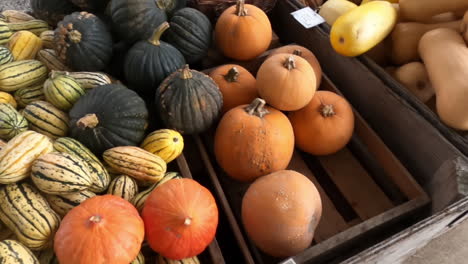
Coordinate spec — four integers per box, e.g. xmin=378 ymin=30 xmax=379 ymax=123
xmin=214 ymin=0 xmax=272 ymax=60
xmin=242 ymin=170 xmax=322 ymax=257
xmin=214 ymin=98 xmax=295 ymax=182
xmin=142 ymin=178 xmax=218 ymax=260
xmin=256 ymin=54 xmax=317 ymax=111
xmin=269 ymin=44 xmax=323 ymax=87
xmin=54 ymin=195 xmax=144 ymax=264
xmin=288 ymin=90 xmax=355 ymax=155
xmin=209 ymin=64 xmax=257 ymax=113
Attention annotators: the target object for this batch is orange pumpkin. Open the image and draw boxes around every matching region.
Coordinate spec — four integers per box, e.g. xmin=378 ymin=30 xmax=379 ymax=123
xmin=214 ymin=98 xmax=295 ymax=182
xmin=54 ymin=195 xmax=144 ymax=264
xmin=142 ymin=178 xmax=218 ymax=260
xmin=242 ymin=170 xmax=322 ymax=257
xmin=209 ymin=64 xmax=257 ymax=113
xmin=215 ymin=0 xmax=272 ymax=60
xmin=256 ymin=54 xmax=317 ymax=111
xmin=269 ymin=45 xmax=323 ymax=87
xmin=288 ymin=90 xmax=354 ymax=155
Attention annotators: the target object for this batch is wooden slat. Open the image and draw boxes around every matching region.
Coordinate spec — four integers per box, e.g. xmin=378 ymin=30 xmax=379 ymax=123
xmin=318 ymin=148 xmax=394 ymax=220
xmin=288 ymin=151 xmax=349 ymax=242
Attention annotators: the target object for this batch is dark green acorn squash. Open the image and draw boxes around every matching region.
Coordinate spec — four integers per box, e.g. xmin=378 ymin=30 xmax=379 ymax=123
xmin=70 ymin=0 xmax=111 ymax=12
xmin=156 ymin=0 xmax=187 ymax=16
xmin=124 ymin=22 xmax=185 ymax=98
xmin=155 ymin=65 xmax=223 ymax=134
xmin=54 ymin=12 xmax=113 ymax=71
xmin=164 ymin=8 xmax=212 ymax=64
xmin=31 ymin=0 xmax=80 ymax=26
xmin=110 ymin=0 xmax=167 ymax=43
xmin=69 ymin=84 xmax=148 ymax=155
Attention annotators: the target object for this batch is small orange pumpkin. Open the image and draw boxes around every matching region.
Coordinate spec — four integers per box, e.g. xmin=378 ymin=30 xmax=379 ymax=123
xmin=215 ymin=0 xmax=272 ymax=60
xmin=214 ymin=98 xmax=295 ymax=182
xmin=269 ymin=45 xmax=322 ymax=87
xmin=256 ymin=54 xmax=317 ymax=111
xmin=288 ymin=90 xmax=354 ymax=155
xmin=209 ymin=64 xmax=257 ymax=113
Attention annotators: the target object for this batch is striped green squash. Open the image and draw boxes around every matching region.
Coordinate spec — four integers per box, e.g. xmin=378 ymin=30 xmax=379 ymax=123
xmin=39 ymin=30 xmax=54 ymax=49
xmin=0 ymin=103 xmax=28 ymax=140
xmin=31 ymin=152 xmax=93 ymax=195
xmin=54 ymin=137 xmax=110 ymax=193
xmin=0 ymin=240 xmax=40 ymax=264
xmin=158 ymin=255 xmax=200 ymax=264
xmin=0 ymin=60 xmax=48 ymax=92
xmin=14 ymin=83 xmax=45 ymax=108
xmin=44 ymin=72 xmax=85 ymax=111
xmin=131 ymin=252 xmax=145 ymax=264
xmin=45 ymin=190 xmax=95 ymax=217
xmin=35 ymin=248 xmax=58 ymax=264
xmin=0 ymin=46 xmax=13 ymax=66
xmin=0 ymin=131 xmax=53 ymax=184
xmin=7 ymin=19 xmax=49 ymax=36
xmin=107 ymin=175 xmax=139 ymax=201
xmin=132 ymin=172 xmax=181 ymax=212
xmin=56 ymin=71 xmax=112 ymax=90
xmin=23 ymin=100 xmax=69 ymax=139
xmin=37 ymin=49 xmax=70 ymax=72
xmin=0 ymin=183 xmax=61 ymax=250
xmin=0 ymin=21 xmax=12 ymax=45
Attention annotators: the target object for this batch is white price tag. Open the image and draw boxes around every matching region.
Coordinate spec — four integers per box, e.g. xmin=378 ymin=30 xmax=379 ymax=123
xmin=291 ymin=7 xmax=325 ymax=29
xmin=280 ymin=258 xmax=297 ymax=264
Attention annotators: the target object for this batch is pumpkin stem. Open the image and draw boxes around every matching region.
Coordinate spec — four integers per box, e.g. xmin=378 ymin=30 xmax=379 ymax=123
xmin=184 ymin=217 xmax=192 ymax=226
xmin=224 ymin=67 xmax=240 ymax=82
xmin=293 ymin=49 xmax=303 ymax=56
xmin=181 ymin=65 xmax=193 ymax=79
xmin=89 ymin=215 xmax=102 ymax=223
xmin=245 ymin=98 xmax=269 ymax=118
xmin=283 ymin=56 xmax=296 ymax=70
xmin=77 ymin=113 xmax=99 ymax=129
xmin=68 ymin=30 xmax=82 ymax=43
xmin=149 ymin=22 xmax=170 ymax=46
xmin=320 ymin=104 xmax=336 ymax=117
xmin=236 ymin=0 xmax=248 ymax=16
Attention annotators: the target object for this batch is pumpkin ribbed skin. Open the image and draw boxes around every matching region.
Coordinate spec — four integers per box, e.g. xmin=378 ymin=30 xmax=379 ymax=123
xmin=31 ymin=0 xmax=79 ymax=26
xmin=0 ymin=60 xmax=48 ymax=92
xmin=54 ymin=137 xmax=110 ymax=193
xmin=7 ymin=31 xmax=43 ymax=61
xmin=55 ymin=12 xmax=113 ymax=71
xmin=141 ymin=129 xmax=184 ymax=163
xmin=37 ymin=49 xmax=71 ymax=72
xmin=103 ymin=146 xmax=167 ymax=183
xmin=107 ymin=175 xmax=139 ymax=201
xmin=44 ymin=73 xmax=85 ymax=111
xmin=31 ymin=152 xmax=93 ymax=195
xmin=7 ymin=20 xmax=50 ymax=36
xmin=0 ymin=91 xmax=17 ymax=108
xmin=45 ymin=190 xmax=96 ymax=217
xmin=59 ymin=71 xmax=112 ymax=90
xmin=0 ymin=22 xmax=12 ymax=45
xmin=69 ymin=84 xmax=148 ymax=155
xmin=0 ymin=46 xmax=14 ymax=66
xmin=0 ymin=240 xmax=40 ymax=264
xmin=23 ymin=100 xmax=69 ymax=139
xmin=156 ymin=65 xmax=223 ymax=134
xmin=0 ymin=103 xmax=28 ymax=140
xmin=158 ymin=255 xmax=200 ymax=264
xmin=164 ymin=8 xmax=212 ymax=63
xmin=0 ymin=131 xmax=53 ymax=184
xmin=0 ymin=183 xmax=61 ymax=250
xmin=132 ymin=171 xmax=181 ymax=212
xmin=110 ymin=0 xmax=168 ymax=43
xmin=14 ymin=84 xmax=45 ymax=108
xmin=40 ymin=30 xmax=55 ymax=49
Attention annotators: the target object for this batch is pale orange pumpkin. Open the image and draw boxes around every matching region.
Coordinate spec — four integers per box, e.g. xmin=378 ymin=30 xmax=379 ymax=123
xmin=214 ymin=98 xmax=295 ymax=182
xmin=209 ymin=64 xmax=257 ymax=113
xmin=257 ymin=54 xmax=317 ymax=111
xmin=214 ymin=0 xmax=272 ymax=60
xmin=288 ymin=90 xmax=354 ymax=155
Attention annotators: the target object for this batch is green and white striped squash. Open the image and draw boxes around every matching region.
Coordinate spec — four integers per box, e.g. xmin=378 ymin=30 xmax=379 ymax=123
xmin=0 ymin=46 xmax=13 ymax=66
xmin=0 ymin=239 xmax=40 ymax=264
xmin=131 ymin=251 xmax=145 ymax=264
xmin=0 ymin=103 xmax=28 ymax=140
xmin=132 ymin=172 xmax=181 ymax=212
xmin=0 ymin=60 xmax=48 ymax=92
xmin=57 ymin=71 xmax=112 ymax=90
xmin=45 ymin=190 xmax=96 ymax=217
xmin=23 ymin=100 xmax=69 ymax=139
xmin=107 ymin=175 xmax=139 ymax=201
xmin=14 ymin=83 xmax=45 ymax=108
xmin=44 ymin=72 xmax=85 ymax=111
xmin=0 ymin=21 xmax=12 ymax=45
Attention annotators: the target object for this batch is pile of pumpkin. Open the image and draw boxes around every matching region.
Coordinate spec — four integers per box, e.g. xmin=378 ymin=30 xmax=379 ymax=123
xmin=318 ymin=0 xmax=468 ymax=130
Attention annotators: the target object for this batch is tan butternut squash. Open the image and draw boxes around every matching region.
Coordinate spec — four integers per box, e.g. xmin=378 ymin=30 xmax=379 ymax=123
xmin=430 ymin=12 xmax=459 ymax=23
xmin=400 ymin=0 xmax=468 ymax=23
xmin=419 ymin=28 xmax=468 ymax=130
xmin=393 ymin=62 xmax=434 ymax=103
xmin=461 ymin=10 xmax=468 ymax=43
xmin=390 ymin=20 xmax=461 ymax=65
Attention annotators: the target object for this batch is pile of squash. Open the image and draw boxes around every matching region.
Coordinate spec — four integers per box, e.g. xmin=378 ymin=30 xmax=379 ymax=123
xmin=319 ymin=0 xmax=468 ymax=130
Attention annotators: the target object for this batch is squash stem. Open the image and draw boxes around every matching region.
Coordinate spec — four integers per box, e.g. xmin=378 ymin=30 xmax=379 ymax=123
xmin=283 ymin=56 xmax=296 ymax=70
xmin=245 ymin=98 xmax=269 ymax=118
xmin=89 ymin=215 xmax=102 ymax=223
xmin=181 ymin=65 xmax=192 ymax=79
xmin=236 ymin=0 xmax=248 ymax=16
xmin=149 ymin=22 xmax=170 ymax=46
xmin=224 ymin=67 xmax=240 ymax=82
xmin=320 ymin=104 xmax=335 ymax=117
xmin=293 ymin=49 xmax=303 ymax=56
xmin=77 ymin=113 xmax=99 ymax=128
xmin=69 ymin=30 xmax=82 ymax=43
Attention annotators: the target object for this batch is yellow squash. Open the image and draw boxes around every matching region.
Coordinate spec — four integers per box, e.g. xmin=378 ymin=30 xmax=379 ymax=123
xmin=8 ymin=30 xmax=43 ymax=61
xmin=330 ymin=1 xmax=397 ymax=57
xmin=140 ymin=129 xmax=184 ymax=163
xmin=361 ymin=0 xmax=399 ymax=4
xmin=318 ymin=0 xmax=357 ymax=26
xmin=0 ymin=91 xmax=17 ymax=108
